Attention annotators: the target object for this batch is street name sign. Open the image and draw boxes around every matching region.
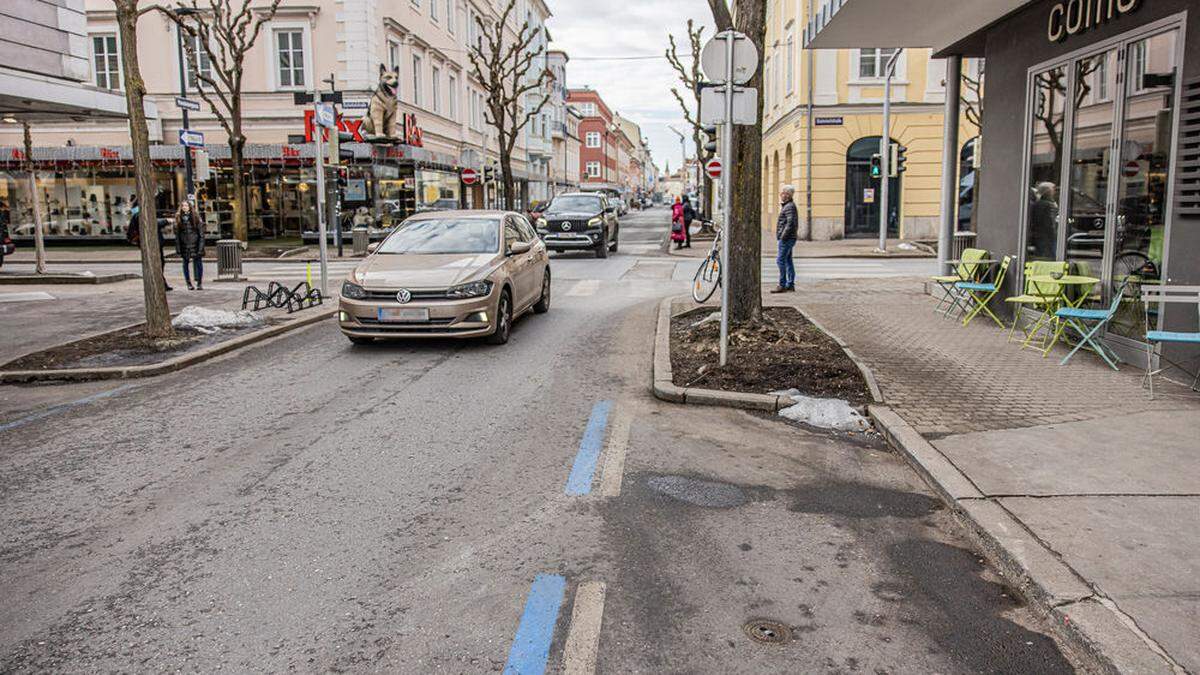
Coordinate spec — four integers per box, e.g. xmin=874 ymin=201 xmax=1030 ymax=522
xmin=178 ymin=129 xmax=205 ymax=148
xmin=175 ymin=97 xmax=201 ymax=111
xmin=814 ymin=116 xmax=844 ymax=126
xmin=700 ymin=30 xmax=759 ymax=85
xmin=704 ymin=158 xmax=723 ymax=180
xmin=314 ymin=103 xmax=336 ymax=129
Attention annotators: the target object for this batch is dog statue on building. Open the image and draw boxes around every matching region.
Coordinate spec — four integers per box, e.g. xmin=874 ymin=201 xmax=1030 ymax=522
xmin=361 ymin=64 xmax=400 ymax=141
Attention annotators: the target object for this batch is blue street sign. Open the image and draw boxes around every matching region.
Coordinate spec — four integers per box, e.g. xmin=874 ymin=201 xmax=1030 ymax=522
xmin=178 ymin=129 xmax=205 ymax=148
xmin=314 ymin=102 xmax=336 ymax=129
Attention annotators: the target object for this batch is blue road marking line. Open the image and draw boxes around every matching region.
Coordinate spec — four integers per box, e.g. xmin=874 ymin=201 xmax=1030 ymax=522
xmin=0 ymin=384 xmax=135 ymax=433
xmin=503 ymin=573 xmax=567 ymax=675
xmin=564 ymin=400 xmax=613 ymax=496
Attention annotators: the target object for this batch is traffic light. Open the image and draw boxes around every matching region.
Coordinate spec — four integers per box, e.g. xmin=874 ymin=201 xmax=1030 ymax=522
xmin=701 ymin=125 xmax=718 ymax=155
xmin=890 ymin=143 xmax=908 ymax=177
xmin=337 ymin=131 xmax=355 ymax=163
xmin=869 ymin=153 xmax=882 ymax=179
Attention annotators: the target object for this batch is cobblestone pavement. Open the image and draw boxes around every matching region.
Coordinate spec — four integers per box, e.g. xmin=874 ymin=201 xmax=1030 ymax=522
xmin=788 ymin=277 xmax=1199 ymax=436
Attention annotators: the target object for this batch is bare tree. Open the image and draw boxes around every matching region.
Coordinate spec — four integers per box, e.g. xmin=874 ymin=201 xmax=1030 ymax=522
xmin=468 ymin=0 xmax=551 ymax=209
xmin=706 ymin=0 xmax=764 ymax=324
xmin=114 ymin=0 xmax=174 ymax=338
xmin=158 ymin=0 xmax=283 ymax=241
xmin=666 ymin=20 xmax=714 ymax=221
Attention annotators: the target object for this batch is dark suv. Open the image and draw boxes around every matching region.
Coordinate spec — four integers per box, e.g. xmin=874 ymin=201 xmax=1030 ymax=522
xmin=535 ymin=192 xmax=619 ymax=258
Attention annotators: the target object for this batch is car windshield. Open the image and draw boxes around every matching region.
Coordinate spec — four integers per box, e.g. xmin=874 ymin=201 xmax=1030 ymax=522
xmin=547 ymin=196 xmax=602 ymax=212
xmin=377 ymin=218 xmax=499 ymax=254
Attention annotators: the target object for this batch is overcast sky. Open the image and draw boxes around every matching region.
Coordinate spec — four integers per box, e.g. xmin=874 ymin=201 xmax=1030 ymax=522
xmin=547 ymin=0 xmax=716 ymax=175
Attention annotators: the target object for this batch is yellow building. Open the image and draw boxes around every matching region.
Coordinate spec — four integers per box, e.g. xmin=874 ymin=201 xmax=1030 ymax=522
xmin=762 ymin=0 xmax=980 ymax=240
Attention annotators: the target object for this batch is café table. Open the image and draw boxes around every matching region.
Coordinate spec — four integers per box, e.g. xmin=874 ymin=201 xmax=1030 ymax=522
xmin=1022 ymin=273 xmax=1100 ymax=356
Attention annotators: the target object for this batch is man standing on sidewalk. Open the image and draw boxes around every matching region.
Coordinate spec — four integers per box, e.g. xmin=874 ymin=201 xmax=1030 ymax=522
xmin=770 ymin=185 xmax=798 ymax=293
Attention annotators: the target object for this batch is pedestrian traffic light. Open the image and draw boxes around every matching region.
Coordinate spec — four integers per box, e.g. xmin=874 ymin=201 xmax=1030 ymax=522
xmin=890 ymin=143 xmax=908 ymax=176
xmin=870 ymin=153 xmax=882 ymax=179
xmin=701 ymin=125 xmax=718 ymax=154
xmin=337 ymin=131 xmax=355 ymax=162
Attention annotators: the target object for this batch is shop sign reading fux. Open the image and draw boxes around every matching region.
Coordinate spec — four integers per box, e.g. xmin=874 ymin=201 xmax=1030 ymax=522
xmin=1048 ymin=0 xmax=1143 ymax=42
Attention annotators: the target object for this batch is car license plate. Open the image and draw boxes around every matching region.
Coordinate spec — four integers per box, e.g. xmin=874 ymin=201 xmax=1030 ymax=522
xmin=378 ymin=307 xmax=429 ymax=322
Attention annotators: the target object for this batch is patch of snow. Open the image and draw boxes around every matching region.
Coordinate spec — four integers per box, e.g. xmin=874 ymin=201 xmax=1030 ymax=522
xmin=172 ymin=306 xmax=263 ymax=335
xmin=897 ymin=242 xmax=918 ymax=251
xmin=690 ymin=311 xmax=721 ymax=328
xmin=776 ymin=393 xmax=870 ymax=432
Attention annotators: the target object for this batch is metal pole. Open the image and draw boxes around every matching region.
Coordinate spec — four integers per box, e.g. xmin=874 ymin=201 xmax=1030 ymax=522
xmin=938 ymin=55 xmax=962 ymax=274
xmin=804 ymin=0 xmax=814 ymax=240
xmin=23 ymin=122 xmax=46 ymax=274
xmin=719 ymin=30 xmax=734 ymax=367
xmin=878 ymin=49 xmax=901 ymax=252
xmin=324 ymin=73 xmax=343 ymax=258
xmin=175 ymin=26 xmax=194 ymax=199
xmin=313 ymin=98 xmax=329 ymax=296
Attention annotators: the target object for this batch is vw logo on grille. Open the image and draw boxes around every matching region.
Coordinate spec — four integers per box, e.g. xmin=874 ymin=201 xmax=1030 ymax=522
xmin=396 ymin=288 xmax=412 ymax=304
xmin=561 ymin=221 xmax=571 ymax=231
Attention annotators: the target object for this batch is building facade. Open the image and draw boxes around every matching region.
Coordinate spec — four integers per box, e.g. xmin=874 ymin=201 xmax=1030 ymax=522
xmin=0 ymin=0 xmax=559 ymax=241
xmin=567 ymin=88 xmax=621 ymax=191
xmin=546 ymin=50 xmax=581 ymax=198
xmin=761 ymin=0 xmax=976 ymax=240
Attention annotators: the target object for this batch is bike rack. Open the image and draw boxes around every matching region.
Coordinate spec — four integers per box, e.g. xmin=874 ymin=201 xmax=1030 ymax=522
xmin=241 ymin=281 xmax=323 ymax=313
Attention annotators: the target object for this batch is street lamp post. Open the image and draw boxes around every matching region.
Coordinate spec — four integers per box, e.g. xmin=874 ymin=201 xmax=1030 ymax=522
xmin=174 ymin=8 xmax=199 ymax=200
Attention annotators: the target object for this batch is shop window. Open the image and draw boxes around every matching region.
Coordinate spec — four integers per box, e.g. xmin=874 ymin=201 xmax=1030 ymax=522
xmin=958 ymin=137 xmax=978 ymax=232
xmin=1023 ymin=65 xmax=1066 ymax=262
xmin=857 ymin=48 xmax=898 ymax=79
xmin=275 ymin=29 xmax=306 ymax=89
xmin=1064 ymin=49 xmax=1117 ymax=291
xmin=91 ymin=34 xmax=120 ymax=90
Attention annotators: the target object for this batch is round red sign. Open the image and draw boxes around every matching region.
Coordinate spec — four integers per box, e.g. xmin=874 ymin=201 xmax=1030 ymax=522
xmin=461 ymin=168 xmax=479 ymax=185
xmin=705 ymin=159 xmax=723 ymax=179
xmin=1122 ymin=160 xmax=1140 ymax=178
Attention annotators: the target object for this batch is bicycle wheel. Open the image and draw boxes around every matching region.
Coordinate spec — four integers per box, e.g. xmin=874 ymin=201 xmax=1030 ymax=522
xmin=692 ymin=255 xmax=721 ymax=303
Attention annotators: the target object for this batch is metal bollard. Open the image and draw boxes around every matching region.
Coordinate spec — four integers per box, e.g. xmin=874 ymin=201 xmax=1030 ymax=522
xmin=352 ymin=227 xmax=369 ymax=256
xmin=216 ymin=239 xmax=244 ymax=280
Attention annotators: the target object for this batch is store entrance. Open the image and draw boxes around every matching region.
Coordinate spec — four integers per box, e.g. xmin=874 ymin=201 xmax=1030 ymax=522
xmin=844 ymin=136 xmax=900 ymax=238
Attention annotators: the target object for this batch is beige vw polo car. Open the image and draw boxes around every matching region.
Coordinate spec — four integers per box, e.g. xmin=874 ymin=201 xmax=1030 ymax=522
xmin=339 ymin=210 xmax=550 ymax=345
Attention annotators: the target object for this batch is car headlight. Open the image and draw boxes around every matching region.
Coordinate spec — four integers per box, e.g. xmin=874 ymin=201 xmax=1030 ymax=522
xmin=587 ymin=216 xmax=602 ymax=227
xmin=446 ymin=280 xmax=493 ymax=299
xmin=342 ymin=281 xmax=367 ymax=299
xmin=536 ymin=217 xmax=547 ymax=230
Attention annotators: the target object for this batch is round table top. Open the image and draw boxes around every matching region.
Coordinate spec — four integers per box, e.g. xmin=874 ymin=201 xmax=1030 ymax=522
xmin=1027 ymin=274 xmax=1100 ymax=285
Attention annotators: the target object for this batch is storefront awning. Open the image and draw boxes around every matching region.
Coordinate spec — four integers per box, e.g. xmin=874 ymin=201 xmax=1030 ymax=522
xmin=804 ymin=0 xmax=1032 ymax=55
xmin=0 ymin=66 xmax=130 ymax=120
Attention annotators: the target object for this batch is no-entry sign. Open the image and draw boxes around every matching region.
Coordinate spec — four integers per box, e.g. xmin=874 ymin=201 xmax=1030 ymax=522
xmin=1122 ymin=160 xmax=1140 ymax=178
xmin=461 ymin=167 xmax=479 ymax=185
xmin=705 ymin=158 xmax=723 ymax=180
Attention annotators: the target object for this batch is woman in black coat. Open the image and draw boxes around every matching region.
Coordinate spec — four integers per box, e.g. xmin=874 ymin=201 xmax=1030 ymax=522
xmin=174 ymin=200 xmax=206 ymax=290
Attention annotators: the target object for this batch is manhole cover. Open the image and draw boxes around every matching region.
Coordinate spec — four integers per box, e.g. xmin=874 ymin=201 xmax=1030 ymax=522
xmin=742 ymin=619 xmax=792 ymax=645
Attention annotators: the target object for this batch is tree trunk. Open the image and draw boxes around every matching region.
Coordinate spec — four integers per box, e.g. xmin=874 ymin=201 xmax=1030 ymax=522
xmin=22 ymin=123 xmax=47 ymax=274
xmin=230 ymin=135 xmax=248 ymax=240
xmin=115 ymin=0 xmax=173 ymax=338
xmin=500 ymin=153 xmax=515 ymax=210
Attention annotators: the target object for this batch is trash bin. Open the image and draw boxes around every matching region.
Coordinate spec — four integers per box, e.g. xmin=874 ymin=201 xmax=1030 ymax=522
xmin=951 ymin=231 xmax=977 ymax=262
xmin=352 ymin=227 xmax=369 ymax=256
xmin=216 ymin=239 xmax=244 ymax=280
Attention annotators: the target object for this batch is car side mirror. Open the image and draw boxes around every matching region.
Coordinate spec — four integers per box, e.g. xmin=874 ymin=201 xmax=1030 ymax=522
xmin=367 ymin=242 xmax=379 ymax=253
xmin=508 ymin=241 xmax=532 ymax=256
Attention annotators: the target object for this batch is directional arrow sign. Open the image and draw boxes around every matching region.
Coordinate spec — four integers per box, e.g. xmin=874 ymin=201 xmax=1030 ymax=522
xmin=178 ymin=129 xmax=205 ymax=148
xmin=705 ymin=158 xmax=723 ymax=180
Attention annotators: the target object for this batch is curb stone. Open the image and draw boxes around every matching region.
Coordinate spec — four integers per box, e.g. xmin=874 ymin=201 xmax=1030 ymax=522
xmin=0 ymin=273 xmax=138 ymax=285
xmin=0 ymin=306 xmax=336 ymax=384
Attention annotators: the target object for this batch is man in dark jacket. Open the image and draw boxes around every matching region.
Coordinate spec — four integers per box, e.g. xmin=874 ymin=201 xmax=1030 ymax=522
xmin=681 ymin=196 xmax=696 ymax=248
xmin=770 ymin=185 xmax=798 ymax=293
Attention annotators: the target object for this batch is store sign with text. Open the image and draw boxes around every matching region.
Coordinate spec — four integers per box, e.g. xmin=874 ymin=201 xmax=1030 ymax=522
xmin=1047 ymin=0 xmax=1142 ymax=42
xmin=303 ymin=109 xmax=365 ymax=143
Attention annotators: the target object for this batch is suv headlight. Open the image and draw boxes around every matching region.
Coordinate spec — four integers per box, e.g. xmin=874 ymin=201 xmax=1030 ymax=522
xmin=587 ymin=216 xmax=602 ymax=227
xmin=446 ymin=280 xmax=493 ymax=299
xmin=342 ymin=281 xmax=367 ymax=299
xmin=536 ymin=217 xmax=548 ymax=230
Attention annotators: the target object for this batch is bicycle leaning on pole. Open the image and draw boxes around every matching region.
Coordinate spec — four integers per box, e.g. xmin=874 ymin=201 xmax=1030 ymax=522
xmin=692 ymin=219 xmax=722 ymax=303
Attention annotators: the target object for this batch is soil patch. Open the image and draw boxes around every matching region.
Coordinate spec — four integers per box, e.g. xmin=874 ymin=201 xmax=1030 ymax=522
xmin=670 ymin=306 xmax=870 ymax=404
xmin=1 ymin=322 xmax=264 ymax=371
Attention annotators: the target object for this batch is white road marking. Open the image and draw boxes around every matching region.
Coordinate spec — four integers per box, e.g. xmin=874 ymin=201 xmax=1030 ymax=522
xmin=599 ymin=408 xmax=631 ymax=498
xmin=0 ymin=291 xmax=56 ymax=303
xmin=565 ymin=279 xmax=600 ymax=297
xmin=561 ymin=581 xmax=607 ymax=675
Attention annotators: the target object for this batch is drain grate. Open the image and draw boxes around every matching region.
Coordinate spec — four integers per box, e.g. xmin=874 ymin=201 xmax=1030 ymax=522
xmin=742 ymin=619 xmax=792 ymax=645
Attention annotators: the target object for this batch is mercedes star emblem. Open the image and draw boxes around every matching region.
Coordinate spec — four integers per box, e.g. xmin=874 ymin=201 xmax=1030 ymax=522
xmin=396 ymin=288 xmax=412 ymax=304
xmin=561 ymin=222 xmax=571 ymax=231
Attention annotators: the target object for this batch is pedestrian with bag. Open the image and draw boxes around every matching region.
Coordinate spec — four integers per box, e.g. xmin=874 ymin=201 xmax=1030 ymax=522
xmin=770 ymin=185 xmax=798 ymax=293
xmin=174 ymin=199 xmax=206 ymax=290
xmin=681 ymin=196 xmax=695 ymax=248
xmin=670 ymin=196 xmax=686 ymax=249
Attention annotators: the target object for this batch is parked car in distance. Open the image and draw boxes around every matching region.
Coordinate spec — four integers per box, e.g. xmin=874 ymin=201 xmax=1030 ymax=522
xmin=535 ymin=192 xmax=619 ymax=258
xmin=339 ymin=210 xmax=550 ymax=345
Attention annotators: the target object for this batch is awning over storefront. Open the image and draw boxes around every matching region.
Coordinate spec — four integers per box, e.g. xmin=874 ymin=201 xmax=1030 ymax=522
xmin=0 ymin=66 xmax=130 ymax=120
xmin=803 ymin=0 xmax=1031 ymax=55
xmin=0 ymin=142 xmax=454 ymax=168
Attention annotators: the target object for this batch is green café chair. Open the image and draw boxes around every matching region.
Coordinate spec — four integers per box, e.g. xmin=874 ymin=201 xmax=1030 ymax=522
xmin=932 ymin=248 xmax=988 ymax=319
xmin=1004 ymin=260 xmax=1068 ymax=345
xmin=956 ymin=255 xmax=1012 ymax=328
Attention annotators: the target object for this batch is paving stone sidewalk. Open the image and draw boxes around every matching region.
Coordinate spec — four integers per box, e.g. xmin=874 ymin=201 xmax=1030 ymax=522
xmin=781 ymin=277 xmax=1200 ymax=673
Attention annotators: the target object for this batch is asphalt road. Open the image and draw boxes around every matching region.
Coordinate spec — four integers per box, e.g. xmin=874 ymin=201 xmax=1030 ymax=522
xmin=0 ymin=208 xmax=1076 ymax=673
